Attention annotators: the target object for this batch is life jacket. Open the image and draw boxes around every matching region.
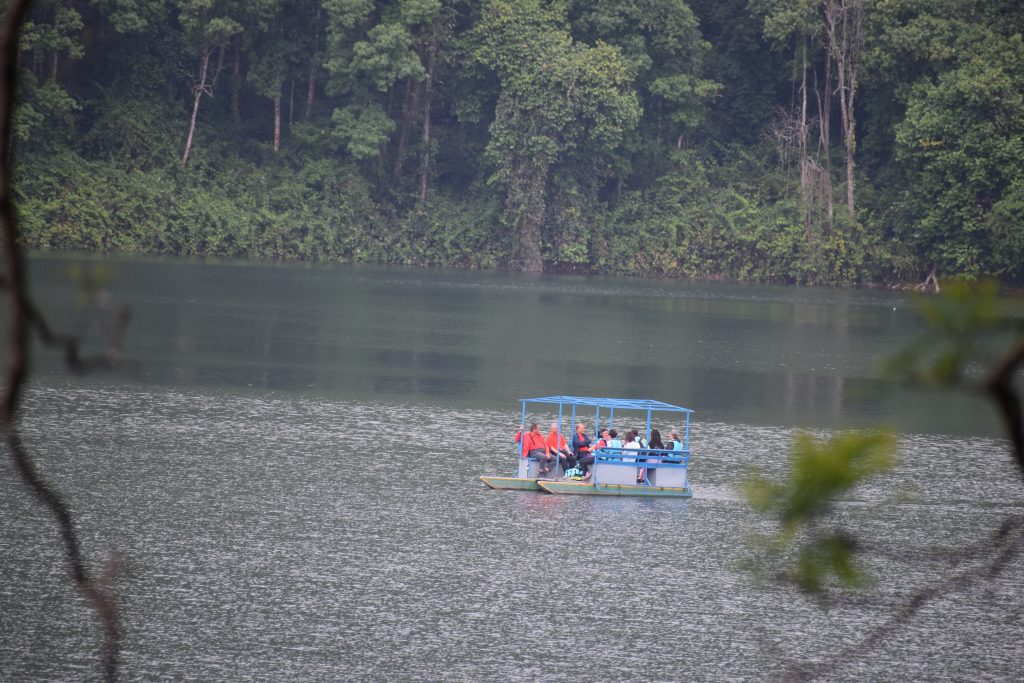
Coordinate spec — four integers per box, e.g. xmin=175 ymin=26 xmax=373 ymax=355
xmin=671 ymin=440 xmax=683 ymax=451
xmin=518 ymin=431 xmax=546 ymax=457
xmin=608 ymin=439 xmax=623 ymax=448
xmin=573 ymin=432 xmax=591 ymax=454
xmin=545 ymin=432 xmax=567 ymax=451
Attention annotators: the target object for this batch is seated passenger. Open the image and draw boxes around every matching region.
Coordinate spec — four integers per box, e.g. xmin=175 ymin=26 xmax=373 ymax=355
xmin=572 ymin=422 xmax=593 ymax=474
xmin=638 ymin=429 xmax=665 ymax=484
xmin=669 ymin=429 xmax=682 ymax=449
xmin=666 ymin=429 xmax=684 ymax=462
xmin=622 ymin=431 xmax=640 ymax=463
xmin=607 ymin=429 xmax=622 ymax=448
xmin=515 ymin=423 xmax=554 ymax=475
xmin=546 ymin=422 xmax=577 ymax=472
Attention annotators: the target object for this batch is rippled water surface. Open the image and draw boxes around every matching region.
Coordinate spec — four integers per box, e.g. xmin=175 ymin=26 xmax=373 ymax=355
xmin=2 ymin=256 xmax=1023 ymax=681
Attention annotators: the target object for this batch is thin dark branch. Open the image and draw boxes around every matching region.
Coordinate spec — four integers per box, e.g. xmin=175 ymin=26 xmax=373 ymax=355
xmin=1 ymin=1 xmax=121 ymax=680
xmin=24 ymin=297 xmax=131 ymax=372
xmin=783 ymin=516 xmax=1024 ymax=682
xmin=986 ymin=338 xmax=1024 ymax=477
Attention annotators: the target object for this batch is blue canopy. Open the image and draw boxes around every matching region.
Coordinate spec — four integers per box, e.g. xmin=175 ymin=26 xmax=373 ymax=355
xmin=520 ymin=396 xmax=692 ymax=413
xmin=518 ymin=396 xmax=693 ymax=448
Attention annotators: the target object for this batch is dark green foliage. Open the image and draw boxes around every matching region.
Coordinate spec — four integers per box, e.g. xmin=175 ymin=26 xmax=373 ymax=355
xmin=12 ymin=0 xmax=1024 ymax=282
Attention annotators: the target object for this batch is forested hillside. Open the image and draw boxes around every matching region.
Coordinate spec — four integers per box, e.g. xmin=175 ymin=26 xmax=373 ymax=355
xmin=13 ymin=0 xmax=1024 ymax=284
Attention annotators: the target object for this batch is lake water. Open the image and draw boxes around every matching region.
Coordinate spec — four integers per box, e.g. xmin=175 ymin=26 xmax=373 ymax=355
xmin=2 ymin=254 xmax=1023 ymax=681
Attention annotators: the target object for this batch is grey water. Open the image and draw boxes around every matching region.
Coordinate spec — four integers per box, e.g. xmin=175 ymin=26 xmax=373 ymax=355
xmin=2 ymin=254 xmax=1023 ymax=681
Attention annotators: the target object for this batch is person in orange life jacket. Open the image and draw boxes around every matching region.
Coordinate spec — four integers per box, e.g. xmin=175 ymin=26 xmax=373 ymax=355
xmin=515 ymin=423 xmax=554 ymax=474
xmin=572 ymin=422 xmax=593 ymax=475
xmin=546 ymin=422 xmax=577 ymax=471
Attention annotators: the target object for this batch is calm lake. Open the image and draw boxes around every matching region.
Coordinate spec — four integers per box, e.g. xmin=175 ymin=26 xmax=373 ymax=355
xmin=2 ymin=254 xmax=1023 ymax=681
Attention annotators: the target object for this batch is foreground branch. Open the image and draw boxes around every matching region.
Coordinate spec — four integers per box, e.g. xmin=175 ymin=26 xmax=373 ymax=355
xmin=987 ymin=338 xmax=1024 ymax=477
xmin=1 ymin=1 xmax=121 ymax=679
xmin=783 ymin=516 xmax=1024 ymax=682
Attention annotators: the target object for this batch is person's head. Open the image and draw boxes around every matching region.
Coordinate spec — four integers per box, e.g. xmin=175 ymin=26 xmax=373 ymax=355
xmin=549 ymin=422 xmax=559 ymax=433
xmin=651 ymin=428 xmax=661 ymax=442
xmin=609 ymin=429 xmax=617 ymax=439
xmin=631 ymin=429 xmax=639 ymax=438
xmin=576 ymin=422 xmax=585 ymax=433
xmin=670 ymin=429 xmax=679 ymax=441
xmin=600 ymin=428 xmax=609 ymax=439
xmin=625 ymin=432 xmax=634 ymax=443
xmin=529 ymin=422 xmax=539 ymax=433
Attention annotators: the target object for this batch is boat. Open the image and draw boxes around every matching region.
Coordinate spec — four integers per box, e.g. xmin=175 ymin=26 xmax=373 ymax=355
xmin=480 ymin=396 xmax=694 ymax=498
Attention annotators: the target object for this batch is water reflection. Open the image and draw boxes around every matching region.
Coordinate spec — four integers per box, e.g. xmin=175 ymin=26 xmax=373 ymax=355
xmin=22 ymin=255 xmax=1008 ymax=436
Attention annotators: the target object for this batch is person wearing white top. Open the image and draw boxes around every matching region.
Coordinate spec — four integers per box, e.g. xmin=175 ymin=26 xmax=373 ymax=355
xmin=623 ymin=432 xmax=640 ymax=464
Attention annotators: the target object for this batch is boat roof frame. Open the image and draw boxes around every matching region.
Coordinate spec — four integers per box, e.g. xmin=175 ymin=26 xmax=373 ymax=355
xmin=519 ymin=396 xmax=693 ymax=449
xmin=520 ymin=396 xmax=693 ymax=414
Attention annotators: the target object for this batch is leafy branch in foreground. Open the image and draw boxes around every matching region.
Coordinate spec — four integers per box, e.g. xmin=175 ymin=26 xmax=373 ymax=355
xmin=884 ymin=279 xmax=1024 ymax=473
xmin=742 ymin=430 xmax=897 ymax=594
xmin=744 ymin=279 xmax=1024 ymax=680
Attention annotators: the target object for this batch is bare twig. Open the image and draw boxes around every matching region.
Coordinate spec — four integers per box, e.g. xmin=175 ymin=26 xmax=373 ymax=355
xmin=24 ymin=296 xmax=131 ymax=372
xmin=782 ymin=516 xmax=1024 ymax=682
xmin=1 ymin=1 xmax=121 ymax=680
xmin=987 ymin=338 xmax=1024 ymax=477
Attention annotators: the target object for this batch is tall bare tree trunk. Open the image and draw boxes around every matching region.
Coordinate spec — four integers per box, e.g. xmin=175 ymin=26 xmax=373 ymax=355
xmin=273 ymin=94 xmax=281 ymax=155
xmin=844 ymin=5 xmax=862 ymax=217
xmin=799 ymin=39 xmax=807 ymax=186
xmin=288 ymin=77 xmax=294 ymax=128
xmin=304 ymin=63 xmax=316 ymax=122
xmin=305 ymin=0 xmax=321 ymax=122
xmin=814 ymin=44 xmax=834 ymax=229
xmin=182 ymin=48 xmax=211 ymax=169
xmin=393 ymin=77 xmax=417 ymax=181
xmin=419 ymin=36 xmax=436 ymax=203
xmin=798 ymin=39 xmax=812 ymax=234
xmin=825 ymin=0 xmax=863 ymax=218
xmin=231 ymin=40 xmax=241 ymax=125
xmin=212 ymin=42 xmax=225 ymax=89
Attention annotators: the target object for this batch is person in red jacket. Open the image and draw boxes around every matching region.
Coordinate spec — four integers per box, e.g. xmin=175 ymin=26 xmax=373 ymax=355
xmin=546 ymin=422 xmax=576 ymax=472
xmin=514 ymin=423 xmax=554 ymax=474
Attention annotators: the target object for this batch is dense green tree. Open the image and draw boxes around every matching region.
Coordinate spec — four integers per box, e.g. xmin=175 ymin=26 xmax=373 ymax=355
xmin=864 ymin=0 xmax=1024 ymax=280
xmin=8 ymin=0 xmax=1024 ymax=284
xmin=472 ymin=0 xmax=639 ymax=271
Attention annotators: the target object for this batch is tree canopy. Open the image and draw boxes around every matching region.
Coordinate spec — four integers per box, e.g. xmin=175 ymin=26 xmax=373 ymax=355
xmin=12 ymin=0 xmax=1024 ymax=284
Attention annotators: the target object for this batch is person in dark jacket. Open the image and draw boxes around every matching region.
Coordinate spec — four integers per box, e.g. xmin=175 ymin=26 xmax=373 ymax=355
xmin=572 ymin=422 xmax=593 ymax=475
